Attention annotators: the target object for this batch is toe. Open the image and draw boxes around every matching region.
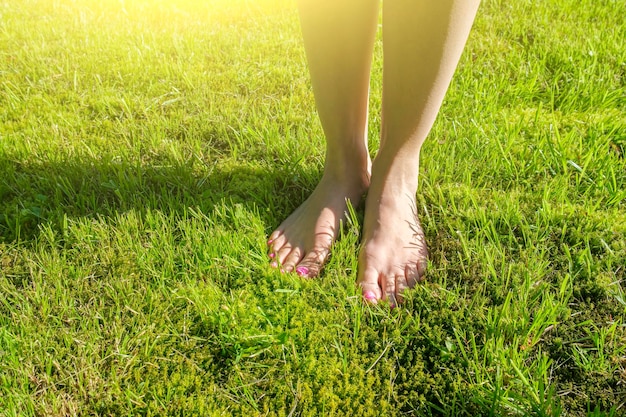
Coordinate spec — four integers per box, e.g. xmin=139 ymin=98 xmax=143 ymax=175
xmin=395 ymin=273 xmax=410 ymax=304
xmin=417 ymin=258 xmax=428 ymax=276
xmin=281 ymin=247 xmax=304 ymax=273
xmin=359 ymin=268 xmax=382 ymax=303
xmin=268 ymin=228 xmax=284 ymax=244
xmin=404 ymin=259 xmax=427 ymax=286
xmin=270 ymin=233 xmax=288 ymax=252
xmin=294 ymin=248 xmax=328 ymax=278
xmin=295 ymin=265 xmax=311 ymax=277
xmin=383 ymin=274 xmax=397 ymax=307
xmin=275 ymin=245 xmax=292 ymax=265
xmin=268 ymin=245 xmax=292 ymax=269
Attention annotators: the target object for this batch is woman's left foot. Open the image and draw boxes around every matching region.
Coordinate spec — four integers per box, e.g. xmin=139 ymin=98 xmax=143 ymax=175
xmin=357 ymin=174 xmax=428 ymax=306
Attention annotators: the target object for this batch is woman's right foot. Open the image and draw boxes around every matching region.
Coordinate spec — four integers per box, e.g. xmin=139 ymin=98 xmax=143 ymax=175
xmin=268 ymin=172 xmax=369 ymax=277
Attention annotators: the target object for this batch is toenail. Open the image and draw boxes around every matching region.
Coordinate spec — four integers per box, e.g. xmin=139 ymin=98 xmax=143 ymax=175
xmin=267 ymin=239 xmax=274 ymax=245
xmin=270 ymin=261 xmax=278 ymax=268
xmin=296 ymin=266 xmax=309 ymax=277
xmin=269 ymin=252 xmax=275 ymax=259
xmin=363 ymin=290 xmax=377 ymax=301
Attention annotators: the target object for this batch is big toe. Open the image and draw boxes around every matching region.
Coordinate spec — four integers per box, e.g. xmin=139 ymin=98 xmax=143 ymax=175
xmin=294 ymin=247 xmax=328 ymax=278
xmin=358 ymin=267 xmax=382 ymax=303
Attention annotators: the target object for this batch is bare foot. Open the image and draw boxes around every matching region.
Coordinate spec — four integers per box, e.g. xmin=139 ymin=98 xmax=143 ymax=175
xmin=357 ymin=178 xmax=428 ymax=306
xmin=268 ymin=173 xmax=368 ymax=277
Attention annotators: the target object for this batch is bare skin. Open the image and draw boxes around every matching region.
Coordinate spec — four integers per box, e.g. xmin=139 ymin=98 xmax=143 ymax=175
xmin=268 ymin=0 xmax=377 ymax=275
xmin=358 ymin=157 xmax=428 ymax=306
xmin=269 ymin=0 xmax=480 ymax=304
xmin=268 ymin=171 xmax=369 ymax=276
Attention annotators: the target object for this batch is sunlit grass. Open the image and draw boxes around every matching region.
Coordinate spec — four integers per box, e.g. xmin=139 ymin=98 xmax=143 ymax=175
xmin=1 ymin=0 xmax=625 ymax=415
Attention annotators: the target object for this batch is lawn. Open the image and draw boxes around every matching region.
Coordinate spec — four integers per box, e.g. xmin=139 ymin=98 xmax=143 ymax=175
xmin=1 ymin=0 xmax=625 ymax=415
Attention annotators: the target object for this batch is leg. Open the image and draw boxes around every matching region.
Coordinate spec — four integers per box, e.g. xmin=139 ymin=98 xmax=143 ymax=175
xmin=358 ymin=0 xmax=480 ymax=304
xmin=268 ymin=0 xmax=380 ymax=276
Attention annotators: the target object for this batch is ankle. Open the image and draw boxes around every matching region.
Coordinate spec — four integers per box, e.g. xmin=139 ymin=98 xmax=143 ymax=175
xmin=320 ymin=170 xmax=370 ymax=200
xmin=322 ymin=156 xmax=371 ymax=192
xmin=370 ymin=154 xmax=419 ymax=196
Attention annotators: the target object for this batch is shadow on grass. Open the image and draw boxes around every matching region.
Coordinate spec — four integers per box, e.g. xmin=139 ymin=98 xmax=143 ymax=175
xmin=0 ymin=154 xmax=319 ymax=244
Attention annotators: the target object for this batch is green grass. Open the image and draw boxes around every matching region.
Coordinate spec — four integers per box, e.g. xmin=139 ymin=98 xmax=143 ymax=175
xmin=1 ymin=0 xmax=625 ymax=415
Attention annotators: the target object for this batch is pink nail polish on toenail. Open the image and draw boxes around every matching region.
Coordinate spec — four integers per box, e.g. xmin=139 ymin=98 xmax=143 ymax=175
xmin=363 ymin=291 xmax=377 ymax=301
xmin=269 ymin=252 xmax=275 ymax=259
xmin=296 ymin=266 xmax=309 ymax=276
xmin=270 ymin=261 xmax=278 ymax=268
xmin=267 ymin=239 xmax=274 ymax=245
